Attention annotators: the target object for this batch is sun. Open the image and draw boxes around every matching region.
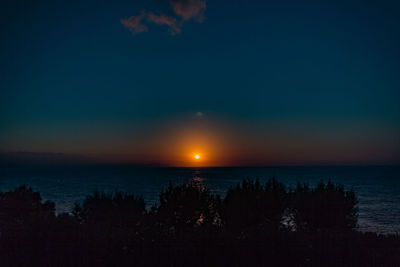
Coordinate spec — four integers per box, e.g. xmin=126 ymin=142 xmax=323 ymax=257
xmin=194 ymin=154 xmax=200 ymax=159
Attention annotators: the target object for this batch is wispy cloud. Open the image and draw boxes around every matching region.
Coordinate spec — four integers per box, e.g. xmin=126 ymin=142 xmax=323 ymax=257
xmin=147 ymin=13 xmax=182 ymax=35
xmin=120 ymin=12 xmax=148 ymax=34
xmin=170 ymin=0 xmax=206 ymax=22
xmin=121 ymin=0 xmax=206 ymax=35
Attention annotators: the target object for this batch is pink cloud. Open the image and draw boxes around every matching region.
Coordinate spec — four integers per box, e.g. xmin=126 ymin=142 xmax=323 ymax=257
xmin=170 ymin=0 xmax=206 ymax=22
xmin=120 ymin=12 xmax=148 ymax=34
xmin=147 ymin=13 xmax=182 ymax=35
xmin=120 ymin=0 xmax=206 ymax=35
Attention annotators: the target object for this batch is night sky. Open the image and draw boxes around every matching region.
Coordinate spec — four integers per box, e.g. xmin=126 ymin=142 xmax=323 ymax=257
xmin=1 ymin=0 xmax=399 ymax=166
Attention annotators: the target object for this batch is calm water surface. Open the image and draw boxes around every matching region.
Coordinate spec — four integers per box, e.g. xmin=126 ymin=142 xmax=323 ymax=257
xmin=0 ymin=165 xmax=399 ymax=234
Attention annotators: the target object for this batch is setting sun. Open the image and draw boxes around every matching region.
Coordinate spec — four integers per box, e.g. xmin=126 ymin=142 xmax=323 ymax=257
xmin=194 ymin=154 xmax=200 ymax=159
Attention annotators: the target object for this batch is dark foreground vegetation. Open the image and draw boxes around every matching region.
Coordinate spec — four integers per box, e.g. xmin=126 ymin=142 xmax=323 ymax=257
xmin=0 ymin=179 xmax=399 ymax=266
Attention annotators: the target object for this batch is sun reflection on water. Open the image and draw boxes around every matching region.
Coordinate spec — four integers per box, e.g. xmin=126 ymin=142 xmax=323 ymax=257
xmin=192 ymin=176 xmax=204 ymax=183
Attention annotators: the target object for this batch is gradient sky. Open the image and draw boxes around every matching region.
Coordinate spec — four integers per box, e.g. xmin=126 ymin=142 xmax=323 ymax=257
xmin=1 ymin=0 xmax=399 ymax=166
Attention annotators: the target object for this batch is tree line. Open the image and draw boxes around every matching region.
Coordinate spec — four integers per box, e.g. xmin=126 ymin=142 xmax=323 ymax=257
xmin=0 ymin=178 xmax=398 ymax=266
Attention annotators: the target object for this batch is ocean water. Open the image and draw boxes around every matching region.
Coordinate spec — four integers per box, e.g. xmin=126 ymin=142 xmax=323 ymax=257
xmin=0 ymin=165 xmax=399 ymax=234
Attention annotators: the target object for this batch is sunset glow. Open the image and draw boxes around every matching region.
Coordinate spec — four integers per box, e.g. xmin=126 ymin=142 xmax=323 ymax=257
xmin=1 ymin=0 xmax=399 ymax=168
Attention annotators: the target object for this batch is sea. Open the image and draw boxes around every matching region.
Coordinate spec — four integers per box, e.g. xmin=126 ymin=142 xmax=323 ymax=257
xmin=0 ymin=165 xmax=399 ymax=234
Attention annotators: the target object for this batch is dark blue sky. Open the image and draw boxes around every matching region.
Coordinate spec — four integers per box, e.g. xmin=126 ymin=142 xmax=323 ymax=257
xmin=1 ymin=0 xmax=399 ymax=165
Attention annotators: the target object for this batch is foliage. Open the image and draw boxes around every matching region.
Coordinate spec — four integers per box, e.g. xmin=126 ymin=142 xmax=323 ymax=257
xmin=221 ymin=178 xmax=287 ymax=232
xmin=0 ymin=185 xmax=55 ymax=233
xmin=0 ymin=180 xmax=385 ymax=267
xmin=73 ymin=189 xmax=146 ymax=229
xmin=292 ymin=181 xmax=358 ymax=232
xmin=155 ymin=183 xmax=221 ymax=234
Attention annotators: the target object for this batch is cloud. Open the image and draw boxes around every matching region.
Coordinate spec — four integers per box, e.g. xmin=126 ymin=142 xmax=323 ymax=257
xmin=147 ymin=13 xmax=182 ymax=35
xmin=120 ymin=12 xmax=148 ymax=34
xmin=121 ymin=0 xmax=206 ymax=35
xmin=170 ymin=0 xmax=206 ymax=22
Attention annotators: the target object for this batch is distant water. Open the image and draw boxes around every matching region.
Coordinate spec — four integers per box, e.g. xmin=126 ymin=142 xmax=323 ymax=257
xmin=0 ymin=165 xmax=399 ymax=234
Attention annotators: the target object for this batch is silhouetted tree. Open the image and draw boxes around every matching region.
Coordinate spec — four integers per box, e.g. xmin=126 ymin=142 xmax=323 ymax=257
xmin=0 ymin=185 xmax=55 ymax=234
xmin=264 ymin=177 xmax=288 ymax=229
xmin=0 ymin=186 xmax=56 ymax=266
xmin=0 ymin=181 xmax=399 ymax=267
xmin=155 ymin=183 xmax=221 ymax=235
xmin=292 ymin=181 xmax=358 ymax=232
xmin=221 ymin=178 xmax=287 ymax=233
xmin=73 ymin=189 xmax=146 ymax=229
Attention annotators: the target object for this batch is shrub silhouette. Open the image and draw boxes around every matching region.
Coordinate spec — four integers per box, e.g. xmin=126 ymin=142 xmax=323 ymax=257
xmin=0 ymin=186 xmax=56 ymax=266
xmin=155 ymin=183 xmax=221 ymax=234
xmin=292 ymin=181 xmax=358 ymax=232
xmin=0 ymin=185 xmax=55 ymax=234
xmin=3 ymin=180 xmax=398 ymax=267
xmin=73 ymin=189 xmax=145 ymax=230
xmin=221 ymin=178 xmax=287 ymax=233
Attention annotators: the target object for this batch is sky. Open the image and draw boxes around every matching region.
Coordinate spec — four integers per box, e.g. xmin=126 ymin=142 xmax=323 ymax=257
xmin=1 ymin=0 xmax=399 ymax=166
